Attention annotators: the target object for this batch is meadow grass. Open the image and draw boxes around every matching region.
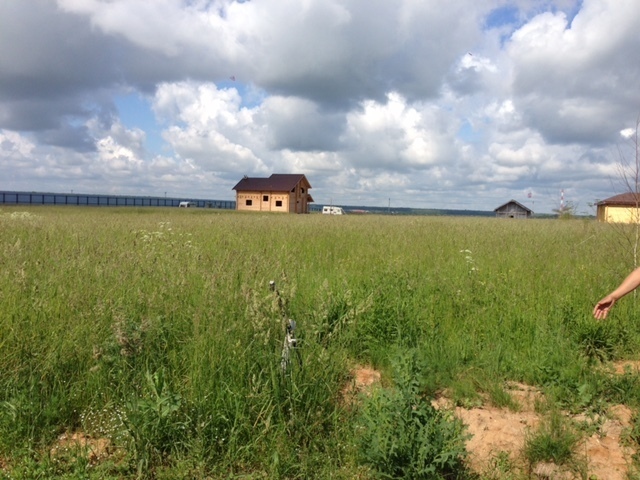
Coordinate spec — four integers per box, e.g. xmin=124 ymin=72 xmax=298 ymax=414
xmin=1 ymin=206 xmax=640 ymax=478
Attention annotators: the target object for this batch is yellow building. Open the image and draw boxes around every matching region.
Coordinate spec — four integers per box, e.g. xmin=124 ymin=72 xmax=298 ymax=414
xmin=596 ymin=193 xmax=640 ymax=223
xmin=232 ymin=174 xmax=313 ymax=213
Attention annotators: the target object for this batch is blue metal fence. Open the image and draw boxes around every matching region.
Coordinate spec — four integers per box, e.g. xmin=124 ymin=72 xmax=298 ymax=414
xmin=0 ymin=191 xmax=236 ymax=209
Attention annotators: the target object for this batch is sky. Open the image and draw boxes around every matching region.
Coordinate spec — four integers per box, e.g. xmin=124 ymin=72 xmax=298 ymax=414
xmin=1 ymin=0 xmax=640 ymax=214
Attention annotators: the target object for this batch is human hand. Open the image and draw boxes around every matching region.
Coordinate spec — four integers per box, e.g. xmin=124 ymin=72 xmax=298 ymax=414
xmin=593 ymin=295 xmax=616 ymax=320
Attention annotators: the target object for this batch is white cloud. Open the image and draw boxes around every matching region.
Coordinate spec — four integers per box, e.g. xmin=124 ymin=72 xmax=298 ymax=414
xmin=154 ymin=81 xmax=267 ymax=174
xmin=507 ymin=0 xmax=640 ymax=144
xmin=1 ymin=0 xmax=639 ymax=212
xmin=57 ymin=0 xmax=238 ymax=58
xmin=343 ymin=93 xmax=457 ymax=171
xmin=0 ymin=130 xmax=35 ymax=159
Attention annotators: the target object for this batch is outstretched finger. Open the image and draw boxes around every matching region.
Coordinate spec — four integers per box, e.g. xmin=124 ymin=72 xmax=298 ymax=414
xmin=593 ymin=305 xmax=609 ymax=320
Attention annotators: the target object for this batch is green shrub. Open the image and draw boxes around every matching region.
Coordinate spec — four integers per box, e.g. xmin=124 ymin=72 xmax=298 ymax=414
xmin=124 ymin=369 xmax=190 ymax=475
xmin=358 ymin=353 xmax=469 ymax=479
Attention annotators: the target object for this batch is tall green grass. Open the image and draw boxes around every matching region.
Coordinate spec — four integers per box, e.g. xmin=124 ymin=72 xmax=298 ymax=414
xmin=1 ymin=207 xmax=639 ymax=478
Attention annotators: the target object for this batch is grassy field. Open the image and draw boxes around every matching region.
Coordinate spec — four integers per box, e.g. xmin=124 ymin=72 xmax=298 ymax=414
xmin=1 ymin=206 xmax=640 ymax=479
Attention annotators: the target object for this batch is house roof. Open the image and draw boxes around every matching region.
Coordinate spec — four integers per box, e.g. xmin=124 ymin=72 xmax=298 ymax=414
xmin=232 ymin=174 xmax=311 ymax=192
xmin=597 ymin=192 xmax=640 ymax=206
xmin=493 ymin=199 xmax=533 ymax=213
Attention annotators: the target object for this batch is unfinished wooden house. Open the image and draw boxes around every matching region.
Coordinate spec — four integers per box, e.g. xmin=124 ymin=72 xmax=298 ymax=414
xmin=232 ymin=174 xmax=313 ymax=214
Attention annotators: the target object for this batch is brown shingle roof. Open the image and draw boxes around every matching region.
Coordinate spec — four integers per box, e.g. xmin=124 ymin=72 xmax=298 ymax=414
xmin=597 ymin=193 xmax=640 ymax=206
xmin=232 ymin=174 xmax=310 ymax=192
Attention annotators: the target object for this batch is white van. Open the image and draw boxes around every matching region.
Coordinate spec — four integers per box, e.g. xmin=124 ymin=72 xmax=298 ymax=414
xmin=179 ymin=201 xmax=194 ymax=208
xmin=322 ymin=206 xmax=345 ymax=215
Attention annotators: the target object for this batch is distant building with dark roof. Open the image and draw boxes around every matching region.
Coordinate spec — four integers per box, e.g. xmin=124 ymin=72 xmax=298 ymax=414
xmin=596 ymin=193 xmax=640 ymax=223
xmin=494 ymin=200 xmax=533 ymax=219
xmin=232 ymin=174 xmax=313 ymax=213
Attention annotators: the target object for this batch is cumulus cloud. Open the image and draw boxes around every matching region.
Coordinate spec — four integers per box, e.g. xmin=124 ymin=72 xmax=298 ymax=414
xmin=153 ymin=81 xmax=267 ymax=174
xmin=343 ymin=93 xmax=458 ymax=172
xmin=261 ymin=96 xmax=345 ymax=152
xmin=508 ymin=0 xmax=640 ymax=145
xmin=0 ymin=0 xmax=638 ymax=212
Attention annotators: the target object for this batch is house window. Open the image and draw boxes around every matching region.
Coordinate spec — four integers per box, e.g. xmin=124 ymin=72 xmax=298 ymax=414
xmin=301 ymin=188 xmax=305 ymax=193
xmin=263 ymin=195 xmax=269 ymax=202
xmin=276 ymin=200 xmax=282 ymax=207
xmin=246 ymin=199 xmax=253 ymax=206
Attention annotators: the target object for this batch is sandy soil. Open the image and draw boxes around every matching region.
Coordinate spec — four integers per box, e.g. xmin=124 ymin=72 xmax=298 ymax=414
xmin=348 ymin=364 xmax=639 ymax=479
xmin=449 ymin=386 xmax=634 ymax=479
xmin=50 ymin=431 xmax=113 ymax=464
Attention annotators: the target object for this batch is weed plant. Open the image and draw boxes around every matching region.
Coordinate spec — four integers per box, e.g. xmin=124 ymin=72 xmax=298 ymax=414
xmin=0 ymin=207 xmax=639 ymax=477
xmin=357 ymin=352 xmax=469 ymax=479
xmin=523 ymin=409 xmax=581 ymax=470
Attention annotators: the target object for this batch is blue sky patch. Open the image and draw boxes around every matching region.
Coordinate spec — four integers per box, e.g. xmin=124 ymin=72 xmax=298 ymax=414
xmin=457 ymin=120 xmax=483 ymax=143
xmin=484 ymin=5 xmax=519 ymax=29
xmin=114 ymin=93 xmax=165 ymax=156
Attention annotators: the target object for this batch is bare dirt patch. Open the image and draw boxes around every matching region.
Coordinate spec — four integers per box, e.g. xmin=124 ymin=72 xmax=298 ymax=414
xmin=451 ymin=394 xmax=634 ymax=479
xmin=341 ymin=365 xmax=382 ymax=405
xmin=348 ymin=366 xmax=638 ymax=479
xmin=612 ymin=359 xmax=640 ymax=375
xmin=50 ymin=431 xmax=113 ymax=464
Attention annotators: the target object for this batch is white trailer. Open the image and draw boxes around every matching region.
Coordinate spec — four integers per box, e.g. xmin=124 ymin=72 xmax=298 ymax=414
xmin=322 ymin=206 xmax=345 ymax=215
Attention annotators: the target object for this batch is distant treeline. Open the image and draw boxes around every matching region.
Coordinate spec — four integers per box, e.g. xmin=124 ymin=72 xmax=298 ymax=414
xmin=310 ymin=203 xmax=495 ymax=217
